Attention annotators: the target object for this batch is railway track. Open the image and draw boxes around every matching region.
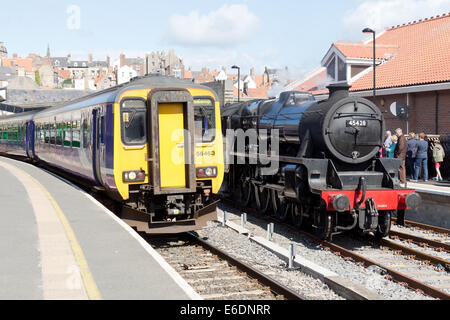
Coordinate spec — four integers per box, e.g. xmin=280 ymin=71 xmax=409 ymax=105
xmin=218 ymin=196 xmax=450 ymax=300
xmin=145 ymin=232 xmax=306 ymax=300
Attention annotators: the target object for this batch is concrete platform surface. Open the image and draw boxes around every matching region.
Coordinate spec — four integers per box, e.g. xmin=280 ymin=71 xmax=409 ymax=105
xmin=408 ymin=181 xmax=450 ymax=196
xmin=0 ymin=156 xmax=200 ymax=300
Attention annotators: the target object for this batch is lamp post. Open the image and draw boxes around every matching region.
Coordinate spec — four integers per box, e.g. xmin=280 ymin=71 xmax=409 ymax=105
xmin=232 ymin=65 xmax=240 ymax=102
xmin=363 ymin=28 xmax=376 ymax=104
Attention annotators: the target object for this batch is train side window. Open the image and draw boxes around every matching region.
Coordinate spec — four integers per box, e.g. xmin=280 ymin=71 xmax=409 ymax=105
xmin=82 ymin=117 xmax=89 ymax=148
xmin=100 ymin=115 xmax=105 ymax=144
xmin=72 ymin=120 xmax=81 ymax=148
xmin=63 ymin=120 xmax=71 ymax=147
xmin=56 ymin=121 xmax=63 ymax=146
xmin=120 ymin=98 xmax=147 ymax=145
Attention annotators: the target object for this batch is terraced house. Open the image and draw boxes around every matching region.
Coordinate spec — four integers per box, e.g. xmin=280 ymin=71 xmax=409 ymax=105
xmin=287 ymin=13 xmax=450 ymax=135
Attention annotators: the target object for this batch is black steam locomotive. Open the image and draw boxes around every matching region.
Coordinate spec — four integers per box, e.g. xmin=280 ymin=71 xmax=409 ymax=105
xmin=222 ymin=83 xmax=420 ymax=239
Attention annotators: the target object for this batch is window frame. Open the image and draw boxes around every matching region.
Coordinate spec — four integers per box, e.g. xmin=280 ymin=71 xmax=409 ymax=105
xmin=193 ymin=96 xmax=216 ymax=143
xmin=120 ymin=97 xmax=147 ymax=146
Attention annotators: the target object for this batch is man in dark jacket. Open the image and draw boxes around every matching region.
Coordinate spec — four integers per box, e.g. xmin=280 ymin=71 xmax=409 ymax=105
xmin=412 ymin=133 xmax=429 ymax=182
xmin=406 ymin=132 xmax=418 ymax=179
xmin=394 ymin=128 xmax=407 ymax=185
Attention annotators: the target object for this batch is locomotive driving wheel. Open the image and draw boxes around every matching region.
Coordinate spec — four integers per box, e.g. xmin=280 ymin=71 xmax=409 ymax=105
xmin=375 ymin=211 xmax=392 ymax=239
xmin=292 ymin=202 xmax=305 ymax=228
xmin=238 ymin=167 xmax=254 ymax=207
xmin=271 ymin=189 xmax=282 ymax=218
xmin=255 ymin=186 xmax=271 ymax=215
xmin=275 ymin=197 xmax=293 ymax=222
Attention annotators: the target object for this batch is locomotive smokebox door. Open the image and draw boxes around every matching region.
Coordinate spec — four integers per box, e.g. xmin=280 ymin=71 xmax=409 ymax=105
xmin=148 ymin=89 xmax=196 ymax=195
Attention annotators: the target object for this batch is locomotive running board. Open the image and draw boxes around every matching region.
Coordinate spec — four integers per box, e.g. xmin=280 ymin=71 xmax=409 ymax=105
xmin=120 ymin=201 xmax=219 ymax=234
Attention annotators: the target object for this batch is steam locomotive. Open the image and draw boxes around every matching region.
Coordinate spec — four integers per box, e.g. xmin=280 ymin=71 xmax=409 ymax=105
xmin=222 ymin=83 xmax=421 ymax=239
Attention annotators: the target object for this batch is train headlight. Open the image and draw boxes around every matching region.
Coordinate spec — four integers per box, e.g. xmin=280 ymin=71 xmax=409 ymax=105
xmin=197 ymin=167 xmax=218 ymax=178
xmin=123 ymin=170 xmax=146 ymax=182
xmin=332 ymin=194 xmax=350 ymax=212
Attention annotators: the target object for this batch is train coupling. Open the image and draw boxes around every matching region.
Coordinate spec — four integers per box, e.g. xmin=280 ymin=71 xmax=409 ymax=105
xmin=121 ymin=201 xmax=219 ymax=234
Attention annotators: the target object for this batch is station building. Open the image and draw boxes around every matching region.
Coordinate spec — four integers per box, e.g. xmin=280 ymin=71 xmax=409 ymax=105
xmin=287 ymin=13 xmax=450 ymax=136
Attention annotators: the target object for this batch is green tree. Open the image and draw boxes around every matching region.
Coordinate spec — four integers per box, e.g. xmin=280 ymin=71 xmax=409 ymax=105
xmin=35 ymin=70 xmax=41 ymax=86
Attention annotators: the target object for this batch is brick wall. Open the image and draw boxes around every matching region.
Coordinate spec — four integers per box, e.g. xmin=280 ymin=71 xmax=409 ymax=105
xmin=361 ymin=90 xmax=450 ymax=135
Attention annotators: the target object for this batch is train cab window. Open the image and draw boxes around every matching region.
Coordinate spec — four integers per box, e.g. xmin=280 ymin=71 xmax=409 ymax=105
xmin=194 ymin=98 xmax=216 ymax=143
xmin=121 ymin=99 xmax=147 ymax=145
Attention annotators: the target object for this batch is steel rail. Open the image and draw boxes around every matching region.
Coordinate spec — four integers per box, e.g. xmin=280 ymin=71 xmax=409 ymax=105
xmin=389 ymin=230 xmax=450 ymax=252
xmin=186 ymin=232 xmax=306 ymax=300
xmin=218 ymin=197 xmax=450 ymax=300
xmin=392 ymin=218 xmax=450 ymax=235
xmin=377 ymin=238 xmax=450 ymax=269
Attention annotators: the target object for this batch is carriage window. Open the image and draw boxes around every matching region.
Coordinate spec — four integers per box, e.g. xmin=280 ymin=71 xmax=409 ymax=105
xmin=56 ymin=122 xmax=63 ymax=146
xmin=72 ymin=120 xmax=81 ymax=148
xmin=64 ymin=121 xmax=72 ymax=147
xmin=82 ymin=118 xmax=89 ymax=148
xmin=121 ymin=99 xmax=147 ymax=145
xmin=194 ymin=98 xmax=216 ymax=143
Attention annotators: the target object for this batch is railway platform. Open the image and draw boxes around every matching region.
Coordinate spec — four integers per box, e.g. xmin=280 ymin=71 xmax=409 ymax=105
xmin=405 ymin=181 xmax=450 ymax=229
xmin=0 ymin=156 xmax=200 ymax=300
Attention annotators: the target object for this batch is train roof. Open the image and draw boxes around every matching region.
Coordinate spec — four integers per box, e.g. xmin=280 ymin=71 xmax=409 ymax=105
xmin=33 ymin=76 xmax=219 ymax=119
xmin=0 ymin=110 xmax=38 ymax=123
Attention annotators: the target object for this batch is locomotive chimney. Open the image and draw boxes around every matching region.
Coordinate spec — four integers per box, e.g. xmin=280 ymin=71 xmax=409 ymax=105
xmin=327 ymin=82 xmax=351 ymax=99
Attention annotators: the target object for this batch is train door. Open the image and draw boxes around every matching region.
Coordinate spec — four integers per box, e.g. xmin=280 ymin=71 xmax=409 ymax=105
xmin=92 ymin=108 xmax=104 ymax=186
xmin=26 ymin=121 xmax=34 ymax=158
xmin=147 ymin=89 xmax=196 ymax=195
xmin=98 ymin=106 xmax=107 ymax=182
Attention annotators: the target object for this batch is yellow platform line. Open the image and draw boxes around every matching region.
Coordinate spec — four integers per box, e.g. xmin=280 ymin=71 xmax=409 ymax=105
xmin=1 ymin=161 xmax=102 ymax=300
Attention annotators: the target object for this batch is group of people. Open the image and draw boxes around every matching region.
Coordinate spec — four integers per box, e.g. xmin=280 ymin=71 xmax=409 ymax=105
xmin=382 ymin=129 xmax=446 ymax=184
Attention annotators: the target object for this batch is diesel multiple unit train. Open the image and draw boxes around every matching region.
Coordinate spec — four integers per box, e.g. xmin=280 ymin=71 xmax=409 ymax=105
xmin=0 ymin=76 xmax=224 ymax=233
xmin=222 ymin=83 xmax=421 ymax=239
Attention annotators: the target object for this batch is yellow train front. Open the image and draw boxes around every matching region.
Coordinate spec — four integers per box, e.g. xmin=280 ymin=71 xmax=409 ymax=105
xmin=112 ymin=76 xmax=224 ymax=233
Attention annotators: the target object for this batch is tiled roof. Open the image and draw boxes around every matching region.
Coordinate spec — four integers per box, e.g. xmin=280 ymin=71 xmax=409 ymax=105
xmin=4 ymin=89 xmax=91 ymax=106
xmin=351 ymin=13 xmax=450 ymax=91
xmin=2 ymin=58 xmax=34 ymax=72
xmin=288 ymin=67 xmax=328 ymax=93
xmin=233 ymin=86 xmax=269 ymax=99
xmin=333 ymin=41 xmax=399 ymax=60
xmin=56 ymin=68 xmax=71 ymax=79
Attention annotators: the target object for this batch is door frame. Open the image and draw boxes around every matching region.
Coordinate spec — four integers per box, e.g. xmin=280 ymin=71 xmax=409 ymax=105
xmin=148 ymin=89 xmax=196 ymax=195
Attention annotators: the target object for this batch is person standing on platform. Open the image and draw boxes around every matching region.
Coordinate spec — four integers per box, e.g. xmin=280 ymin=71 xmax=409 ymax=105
xmin=411 ymin=133 xmax=429 ymax=182
xmin=386 ymin=135 xmax=398 ymax=158
xmin=394 ymin=128 xmax=407 ymax=185
xmin=383 ymin=131 xmax=393 ymax=157
xmin=432 ymin=139 xmax=445 ymax=182
xmin=406 ymin=133 xmax=418 ymax=179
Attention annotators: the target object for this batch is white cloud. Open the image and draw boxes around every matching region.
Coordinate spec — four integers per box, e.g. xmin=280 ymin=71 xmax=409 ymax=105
xmin=344 ymin=0 xmax=450 ymax=37
xmin=167 ymin=4 xmax=260 ymax=46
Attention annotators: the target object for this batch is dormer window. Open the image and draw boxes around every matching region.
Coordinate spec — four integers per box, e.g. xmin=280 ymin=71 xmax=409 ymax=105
xmin=55 ymin=60 xmax=60 ymax=66
xmin=326 ymin=56 xmax=347 ymax=82
xmin=74 ymin=62 xmax=78 ymax=67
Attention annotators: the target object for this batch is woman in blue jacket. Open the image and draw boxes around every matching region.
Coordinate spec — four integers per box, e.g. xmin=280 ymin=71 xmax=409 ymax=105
xmin=386 ymin=135 xmax=398 ymax=158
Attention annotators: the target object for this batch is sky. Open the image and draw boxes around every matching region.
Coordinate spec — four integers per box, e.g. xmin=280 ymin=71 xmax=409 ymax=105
xmin=1 ymin=0 xmax=450 ymax=76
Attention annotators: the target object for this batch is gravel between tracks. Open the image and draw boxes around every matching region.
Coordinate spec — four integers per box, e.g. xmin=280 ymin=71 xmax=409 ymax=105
xmin=217 ymin=204 xmax=433 ymax=300
xmin=197 ymin=221 xmax=345 ymax=300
